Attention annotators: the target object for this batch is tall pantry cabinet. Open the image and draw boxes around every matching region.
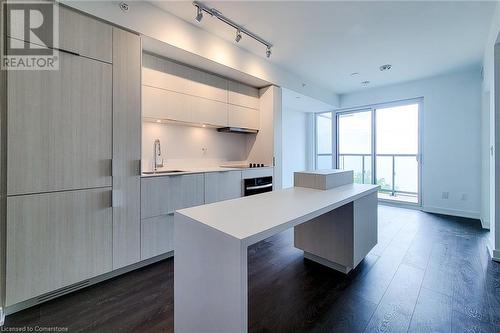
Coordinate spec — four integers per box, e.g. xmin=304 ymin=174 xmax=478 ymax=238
xmin=1 ymin=5 xmax=141 ymax=309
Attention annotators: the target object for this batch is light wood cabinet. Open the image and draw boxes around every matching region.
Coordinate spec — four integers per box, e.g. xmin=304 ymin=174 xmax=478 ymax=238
xmin=58 ymin=6 xmax=112 ymax=63
xmin=228 ymin=80 xmax=260 ymax=109
xmin=112 ymin=28 xmax=141 ymax=269
xmin=6 ymin=188 xmax=113 ymax=306
xmin=141 ymin=176 xmax=170 ymax=219
xmin=204 ymin=171 xmax=242 ymax=204
xmin=141 ymin=215 xmax=174 ymax=260
xmin=7 ymin=52 xmax=112 ymax=196
xmin=141 ymin=173 xmax=205 ymax=219
xmin=8 ymin=6 xmax=112 ymax=63
xmin=228 ymin=104 xmax=260 ymax=129
xmin=167 ymin=174 xmax=205 ymax=211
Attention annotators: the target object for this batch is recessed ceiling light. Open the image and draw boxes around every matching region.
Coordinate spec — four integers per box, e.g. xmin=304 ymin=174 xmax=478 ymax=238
xmin=361 ymin=81 xmax=370 ymax=86
xmin=156 ymin=119 xmax=161 ymax=123
xmin=202 ymin=124 xmax=207 ymax=128
xmin=379 ymin=64 xmax=392 ymax=71
xmin=350 ymin=72 xmax=360 ymax=77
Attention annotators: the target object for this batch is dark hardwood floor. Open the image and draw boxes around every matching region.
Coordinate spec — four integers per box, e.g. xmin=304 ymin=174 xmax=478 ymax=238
xmin=4 ymin=205 xmax=500 ymax=333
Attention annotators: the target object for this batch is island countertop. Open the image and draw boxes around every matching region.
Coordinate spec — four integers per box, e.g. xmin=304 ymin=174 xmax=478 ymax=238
xmin=176 ymin=183 xmax=379 ymax=245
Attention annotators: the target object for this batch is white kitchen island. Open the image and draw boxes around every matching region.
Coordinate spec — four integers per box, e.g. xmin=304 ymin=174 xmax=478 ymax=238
xmin=174 ymin=170 xmax=379 ymax=333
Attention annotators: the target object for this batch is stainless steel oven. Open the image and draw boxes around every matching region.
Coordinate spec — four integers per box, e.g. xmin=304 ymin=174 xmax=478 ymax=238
xmin=244 ymin=176 xmax=273 ymax=196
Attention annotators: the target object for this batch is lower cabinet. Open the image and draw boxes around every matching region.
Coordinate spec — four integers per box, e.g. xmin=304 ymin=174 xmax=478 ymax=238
xmin=141 ymin=214 xmax=174 ymax=260
xmin=204 ymin=171 xmax=242 ymax=204
xmin=6 ymin=188 xmax=113 ymax=305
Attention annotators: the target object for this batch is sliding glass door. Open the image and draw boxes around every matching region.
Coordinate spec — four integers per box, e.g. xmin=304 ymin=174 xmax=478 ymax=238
xmin=337 ymin=110 xmax=373 ymax=184
xmin=375 ymin=104 xmax=419 ymax=203
xmin=333 ymin=101 xmax=421 ymax=205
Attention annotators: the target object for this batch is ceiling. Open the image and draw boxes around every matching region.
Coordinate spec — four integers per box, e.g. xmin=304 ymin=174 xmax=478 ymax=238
xmin=150 ymin=1 xmax=495 ymax=94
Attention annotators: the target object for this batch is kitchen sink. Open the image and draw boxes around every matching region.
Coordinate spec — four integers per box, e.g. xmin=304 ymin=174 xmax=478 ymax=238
xmin=142 ymin=170 xmax=186 ymax=175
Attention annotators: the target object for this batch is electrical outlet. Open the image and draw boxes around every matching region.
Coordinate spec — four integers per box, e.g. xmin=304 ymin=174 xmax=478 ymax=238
xmin=442 ymin=192 xmax=449 ymax=200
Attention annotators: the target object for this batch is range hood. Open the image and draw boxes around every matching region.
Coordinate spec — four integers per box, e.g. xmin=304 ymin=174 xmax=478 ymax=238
xmin=217 ymin=127 xmax=259 ymax=134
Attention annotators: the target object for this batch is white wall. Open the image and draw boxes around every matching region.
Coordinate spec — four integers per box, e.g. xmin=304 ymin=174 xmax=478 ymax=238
xmin=282 ymin=108 xmax=308 ymax=188
xmin=142 ymin=122 xmax=248 ymax=171
xmin=61 ymin=0 xmax=339 ymax=107
xmin=340 ymin=67 xmax=482 ymax=219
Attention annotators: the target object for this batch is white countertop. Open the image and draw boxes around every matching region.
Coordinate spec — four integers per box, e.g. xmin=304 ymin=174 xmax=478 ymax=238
xmin=141 ymin=166 xmax=273 ymax=178
xmin=177 ymin=183 xmax=379 ymax=245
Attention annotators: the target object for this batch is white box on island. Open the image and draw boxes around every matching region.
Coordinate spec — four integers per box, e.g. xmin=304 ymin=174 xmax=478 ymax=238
xmin=294 ymin=169 xmax=353 ymax=190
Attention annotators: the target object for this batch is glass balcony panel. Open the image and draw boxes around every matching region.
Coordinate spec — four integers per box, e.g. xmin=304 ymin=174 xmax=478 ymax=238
xmin=394 ymin=156 xmax=418 ymax=193
xmin=376 ymin=156 xmax=393 ymax=191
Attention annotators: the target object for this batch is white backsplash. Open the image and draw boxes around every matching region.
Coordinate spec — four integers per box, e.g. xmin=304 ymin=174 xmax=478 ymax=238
xmin=142 ymin=122 xmax=250 ymax=172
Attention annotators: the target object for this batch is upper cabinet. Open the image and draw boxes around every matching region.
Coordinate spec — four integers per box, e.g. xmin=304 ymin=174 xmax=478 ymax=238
xmin=58 ymin=7 xmax=112 ymax=63
xmin=228 ymin=81 xmax=260 ymax=110
xmin=142 ymin=54 xmax=260 ymax=130
xmin=8 ymin=6 xmax=112 ymax=63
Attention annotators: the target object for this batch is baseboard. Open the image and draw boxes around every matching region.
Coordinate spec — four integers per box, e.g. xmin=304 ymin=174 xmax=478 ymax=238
xmin=378 ymin=200 xmax=421 ymax=210
xmin=486 ymin=243 xmax=500 ymax=262
xmin=421 ymin=206 xmax=480 ymax=220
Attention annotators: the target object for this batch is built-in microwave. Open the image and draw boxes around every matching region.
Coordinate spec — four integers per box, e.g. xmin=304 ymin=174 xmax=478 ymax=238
xmin=244 ymin=176 xmax=273 ymax=196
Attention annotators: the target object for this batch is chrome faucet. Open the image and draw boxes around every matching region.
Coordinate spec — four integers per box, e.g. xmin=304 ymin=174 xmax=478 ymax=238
xmin=153 ymin=139 xmax=164 ymax=172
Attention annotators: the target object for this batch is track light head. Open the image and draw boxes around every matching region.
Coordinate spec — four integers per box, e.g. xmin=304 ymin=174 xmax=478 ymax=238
xmin=266 ymin=46 xmax=272 ymax=58
xmin=195 ymin=6 xmax=203 ymax=22
xmin=235 ymin=29 xmax=242 ymax=43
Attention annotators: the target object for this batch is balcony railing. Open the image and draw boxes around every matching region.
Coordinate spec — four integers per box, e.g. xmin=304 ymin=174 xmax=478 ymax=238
xmin=338 ymin=153 xmax=418 ymax=198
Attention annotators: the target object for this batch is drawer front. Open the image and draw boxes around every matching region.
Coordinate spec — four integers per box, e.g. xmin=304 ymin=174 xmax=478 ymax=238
xmin=141 ymin=173 xmax=205 ymax=218
xmin=6 ymin=188 xmax=113 ymax=305
xmin=168 ymin=174 xmax=205 ymax=211
xmin=205 ymin=171 xmax=242 ymax=204
xmin=141 ymin=176 xmax=169 ymax=219
xmin=141 ymin=215 xmax=174 ymax=260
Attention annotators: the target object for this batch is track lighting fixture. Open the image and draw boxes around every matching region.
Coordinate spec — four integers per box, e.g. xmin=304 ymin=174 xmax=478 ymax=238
xmin=195 ymin=6 xmax=203 ymax=22
xmin=266 ymin=47 xmax=272 ymax=58
xmin=193 ymin=1 xmax=273 ymax=58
